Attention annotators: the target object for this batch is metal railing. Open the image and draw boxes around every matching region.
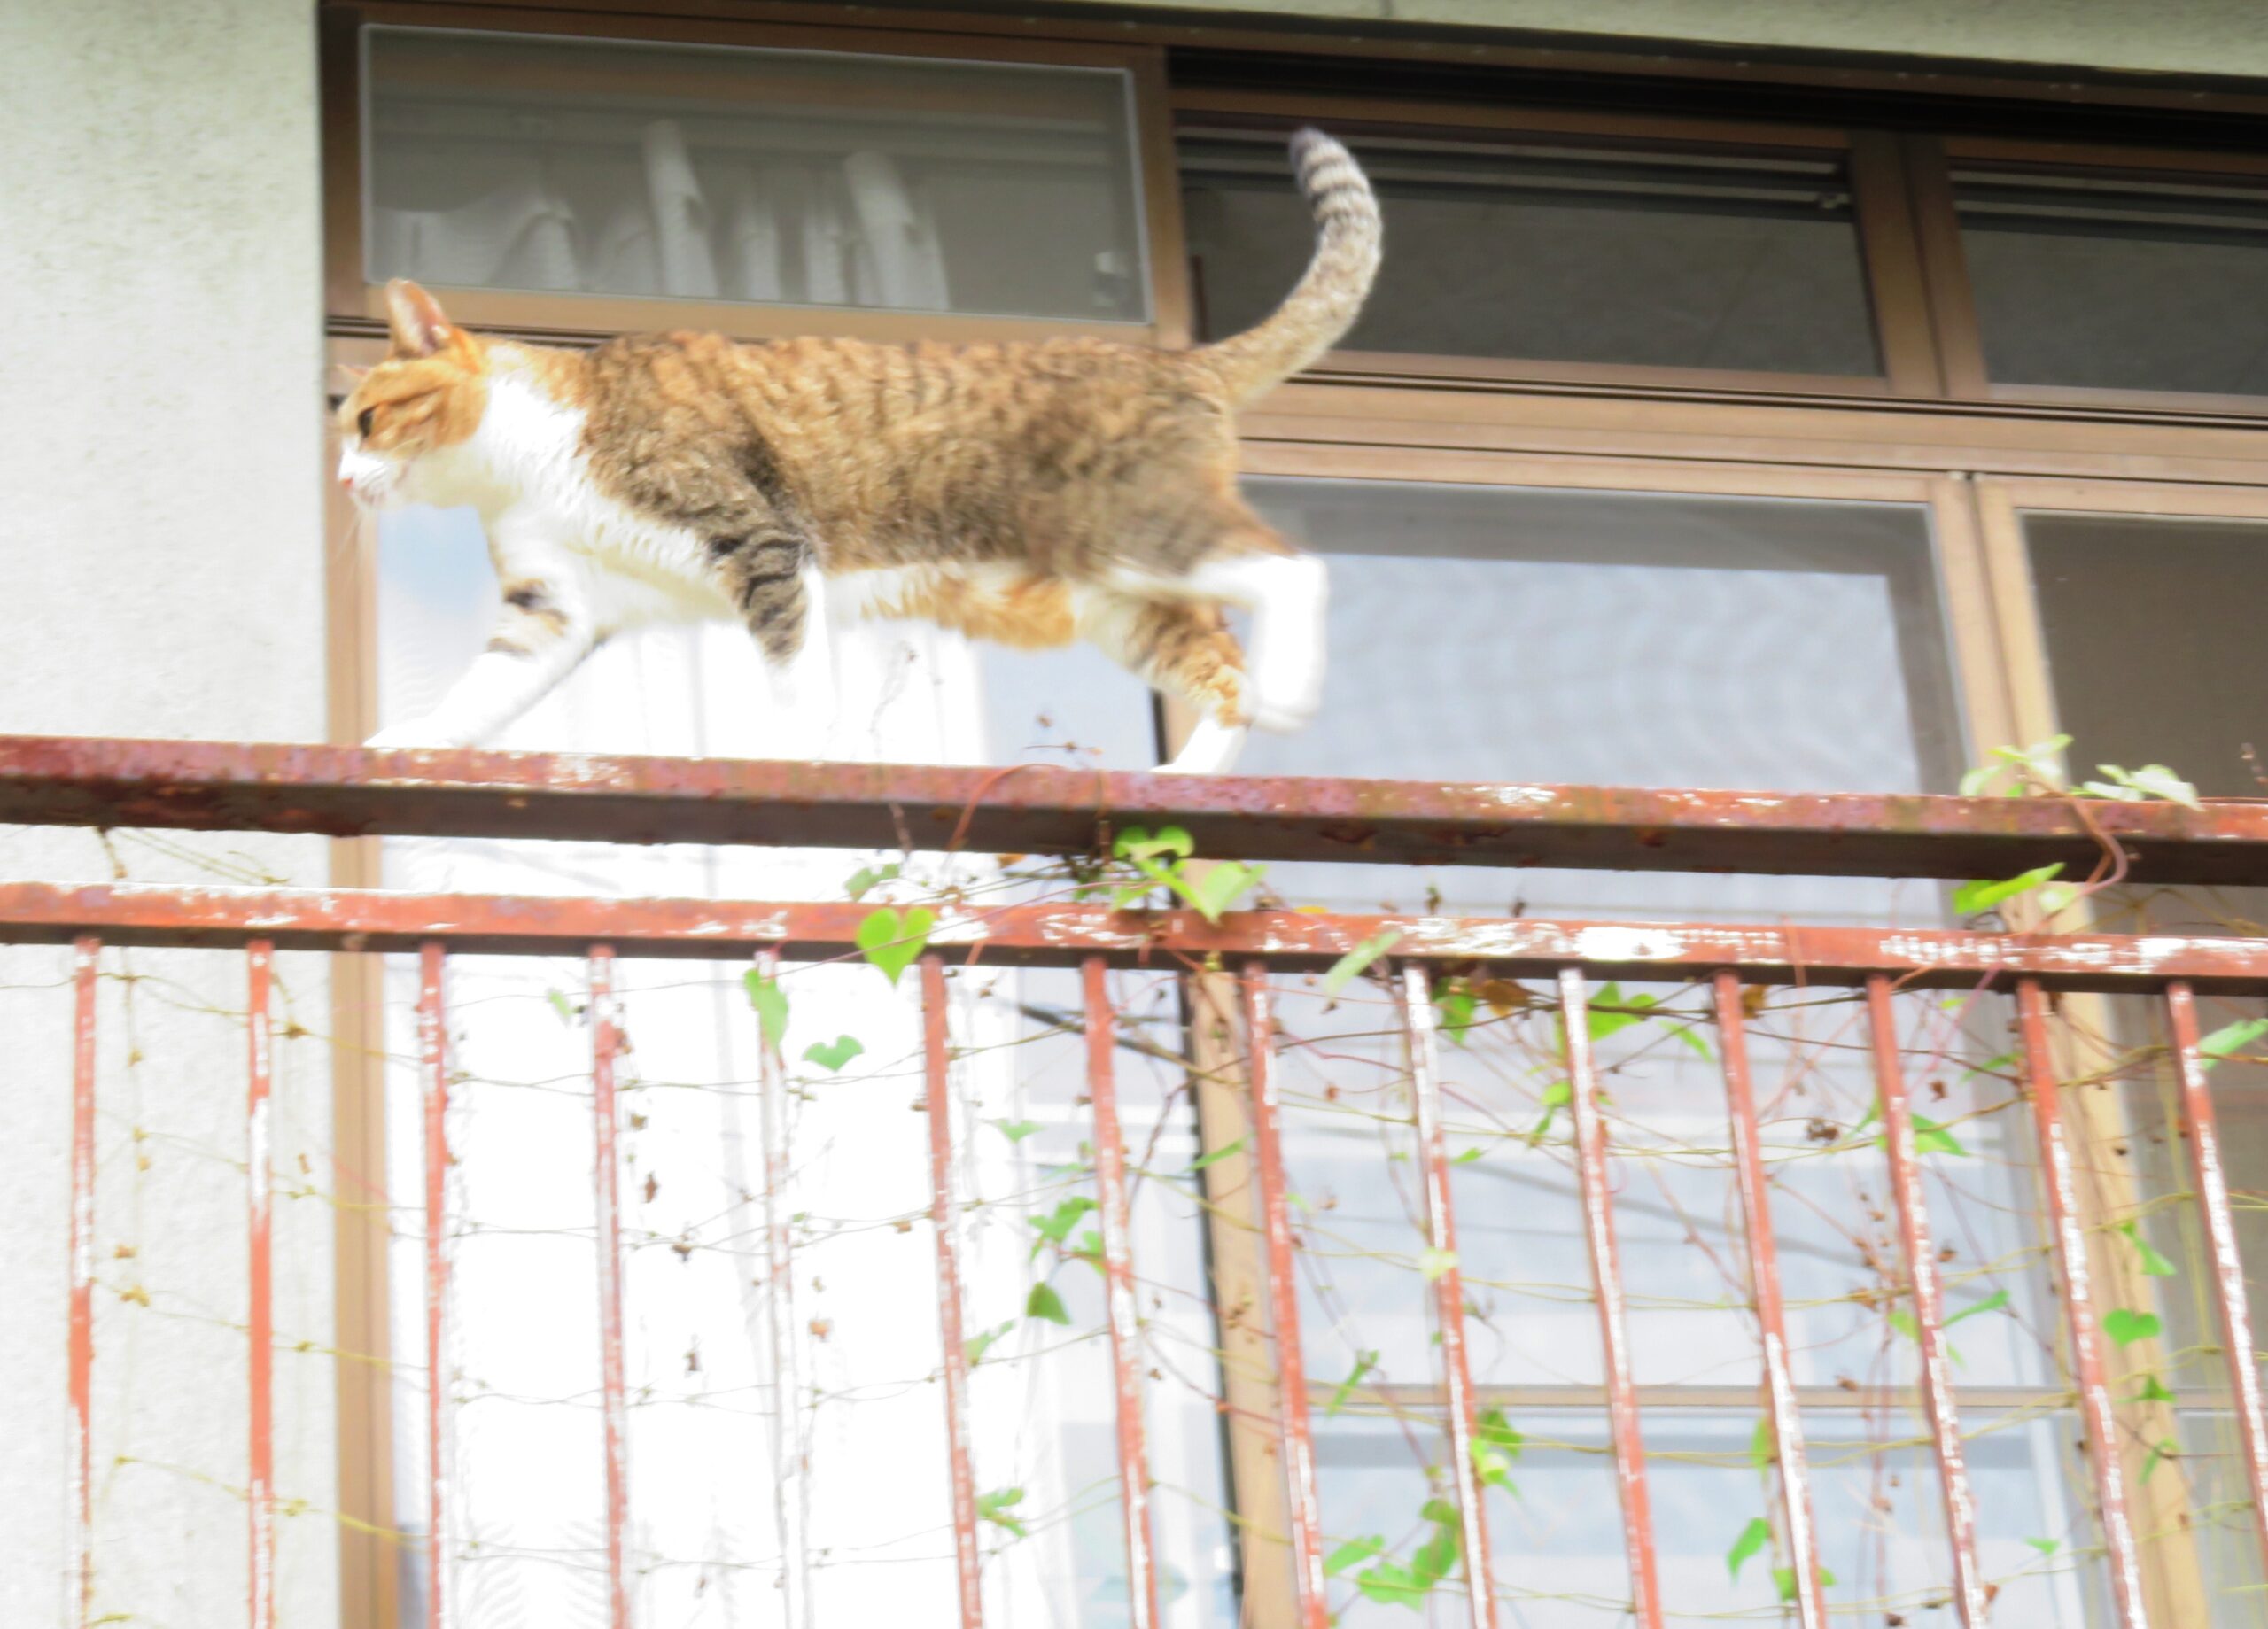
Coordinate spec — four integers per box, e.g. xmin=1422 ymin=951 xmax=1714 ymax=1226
xmin=13 ymin=733 xmax=2268 ymax=1629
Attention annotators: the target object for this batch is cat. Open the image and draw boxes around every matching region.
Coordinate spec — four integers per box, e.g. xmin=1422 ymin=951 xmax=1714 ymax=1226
xmin=338 ymin=128 xmax=1379 ymax=774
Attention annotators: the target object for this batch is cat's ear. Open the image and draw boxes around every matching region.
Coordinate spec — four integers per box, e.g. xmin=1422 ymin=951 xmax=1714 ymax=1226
xmin=385 ymin=279 xmax=462 ymax=360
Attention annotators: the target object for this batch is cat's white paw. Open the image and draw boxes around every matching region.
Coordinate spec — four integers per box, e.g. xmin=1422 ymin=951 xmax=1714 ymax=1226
xmin=1158 ymin=718 xmax=1247 ymax=775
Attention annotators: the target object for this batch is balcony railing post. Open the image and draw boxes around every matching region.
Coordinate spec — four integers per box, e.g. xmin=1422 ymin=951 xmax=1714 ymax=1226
xmin=1557 ymin=970 xmax=1662 ymax=1629
xmin=2164 ymin=980 xmax=2268 ymax=1579
xmin=1711 ymin=972 xmax=1825 ymax=1629
xmin=754 ymin=949 xmax=812 ymax=1629
xmin=590 ymin=947 xmax=632 ymax=1629
xmin=1401 ymin=966 xmax=1499 ymax=1629
xmin=920 ymin=954 xmax=983 ymax=1629
xmin=416 ymin=940 xmax=453 ymax=1629
xmin=245 ymin=941 xmax=276 ymax=1629
xmin=2016 ymin=979 xmax=2151 ymax=1627
xmin=1239 ymin=964 xmax=1329 ymax=1629
xmin=67 ymin=935 xmax=98 ymax=1629
xmin=1083 ymin=956 xmax=1160 ymax=1629
xmin=1864 ymin=974 xmax=1986 ymax=1626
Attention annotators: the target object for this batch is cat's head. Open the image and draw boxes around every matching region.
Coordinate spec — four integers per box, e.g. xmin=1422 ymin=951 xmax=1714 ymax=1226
xmin=334 ymin=281 xmax=491 ymax=509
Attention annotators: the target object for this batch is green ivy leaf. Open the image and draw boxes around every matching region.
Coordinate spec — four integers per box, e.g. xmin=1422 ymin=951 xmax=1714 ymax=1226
xmin=856 ymin=905 xmax=936 ymax=987
xmin=1961 ymin=1050 xmax=2019 ymax=1081
xmin=1325 ymin=1350 xmax=1379 ymax=1417
xmin=1113 ymin=825 xmax=1194 ymax=865
xmin=2025 ymin=1537 xmax=2062 ymax=1557
xmin=1586 ymin=982 xmax=1652 ymax=1041
xmin=964 ymin=1320 xmax=1014 ymax=1366
xmin=546 ymin=989 xmax=575 ymax=1024
xmin=1178 ymin=860 xmax=1266 ymax=924
xmin=844 ymin=861 xmax=902 ymax=901
xmin=975 ymin=1486 xmax=1028 ymax=1537
xmin=743 ymin=969 xmax=789 ymax=1051
xmin=1526 ymin=1080 xmax=1573 ymax=1144
xmin=1958 ymin=764 xmax=2004 ymax=797
xmin=2119 ymin=1221 xmax=2178 ymax=1277
xmin=2132 ymin=1372 xmax=2176 ymax=1405
xmin=1322 ymin=929 xmax=1402 ymax=997
xmin=990 ymin=1118 xmax=1044 ymax=1144
xmin=1953 ymin=864 xmax=2065 ymax=919
xmin=1773 ymin=1564 xmax=1836 ymax=1602
xmin=1028 ymin=1195 xmax=1098 ymax=1257
xmin=1912 ymin=1113 xmax=1969 ymax=1159
xmin=2141 ymin=1439 xmax=2178 ymax=1483
xmin=1324 ymin=1537 xmax=1384 ymax=1578
xmin=802 ymin=1035 xmax=865 ymax=1074
xmin=1474 ymin=1406 xmax=1523 ymax=1488
xmin=2103 ymin=1307 xmax=2163 ymax=1348
xmin=1749 ymin=1417 xmax=1775 ymax=1470
xmin=1726 ymin=1516 xmax=1772 ymax=1581
xmin=1187 ymin=1135 xmax=1248 ymax=1174
xmin=1024 ymin=1283 xmax=1070 ymax=1326
xmin=1355 ymin=1560 xmax=1427 ymax=1609
xmin=1945 ymin=1288 xmax=2011 ymax=1329
xmin=1416 ymin=1247 xmax=1457 ymax=1282
xmin=1451 ymin=1145 xmax=1486 ymax=1165
xmin=2200 ymin=1016 xmax=2268 ymax=1071
xmin=1435 ymin=982 xmax=1479 ymax=1046
xmin=1411 ymin=1516 xmax=1460 ymax=1587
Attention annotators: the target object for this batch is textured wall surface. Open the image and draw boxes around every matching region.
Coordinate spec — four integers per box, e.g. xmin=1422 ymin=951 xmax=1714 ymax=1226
xmin=0 ymin=2 xmax=337 ymax=1625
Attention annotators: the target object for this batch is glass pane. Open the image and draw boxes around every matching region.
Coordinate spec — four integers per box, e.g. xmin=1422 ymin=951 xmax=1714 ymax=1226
xmin=1957 ymin=166 xmax=2268 ymax=395
xmin=365 ymin=27 xmax=1147 ymax=321
xmin=1240 ymin=478 xmax=1965 ymax=921
xmin=2026 ymin=508 xmax=2268 ymax=1625
xmin=1182 ymin=133 xmax=1879 ymax=375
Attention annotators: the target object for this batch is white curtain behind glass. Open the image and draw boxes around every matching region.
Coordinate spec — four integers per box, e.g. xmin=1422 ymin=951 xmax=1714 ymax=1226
xmin=371 ymin=508 xmax=1229 ymax=1629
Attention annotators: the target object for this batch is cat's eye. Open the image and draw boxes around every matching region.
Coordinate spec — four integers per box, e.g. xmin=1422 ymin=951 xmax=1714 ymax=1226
xmin=357 ymin=407 xmax=377 ymax=438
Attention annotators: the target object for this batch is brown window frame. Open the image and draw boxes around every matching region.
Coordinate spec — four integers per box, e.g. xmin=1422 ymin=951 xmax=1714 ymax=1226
xmin=317 ymin=8 xmax=2268 ymax=1628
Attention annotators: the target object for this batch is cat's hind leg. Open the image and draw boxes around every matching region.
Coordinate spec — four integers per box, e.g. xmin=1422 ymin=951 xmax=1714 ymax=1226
xmin=1077 ymin=591 xmax=1254 ymax=774
xmin=1107 ymin=528 xmax=1327 ymax=735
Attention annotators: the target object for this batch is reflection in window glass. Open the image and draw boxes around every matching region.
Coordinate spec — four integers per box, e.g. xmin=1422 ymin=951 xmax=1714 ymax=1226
xmin=1958 ymin=167 xmax=2268 ymax=395
xmin=1182 ymin=134 xmax=1880 ymax=375
xmin=2027 ymin=510 xmax=2268 ymax=1622
xmin=365 ymin=27 xmax=1148 ymax=321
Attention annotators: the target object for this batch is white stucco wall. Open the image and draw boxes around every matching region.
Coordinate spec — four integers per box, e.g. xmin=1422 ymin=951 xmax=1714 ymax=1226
xmin=0 ymin=3 xmax=335 ymax=1627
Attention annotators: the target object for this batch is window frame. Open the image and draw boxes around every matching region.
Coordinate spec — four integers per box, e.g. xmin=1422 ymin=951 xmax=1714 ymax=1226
xmin=1925 ymin=136 xmax=2268 ymax=414
xmin=315 ymin=8 xmax=2268 ymax=1627
xmin=324 ymin=2 xmax=1195 ymax=348
xmin=1172 ymin=89 xmax=1944 ymax=399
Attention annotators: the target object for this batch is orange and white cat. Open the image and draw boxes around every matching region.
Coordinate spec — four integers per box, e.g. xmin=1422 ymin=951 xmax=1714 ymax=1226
xmin=338 ymin=129 xmax=1379 ymax=774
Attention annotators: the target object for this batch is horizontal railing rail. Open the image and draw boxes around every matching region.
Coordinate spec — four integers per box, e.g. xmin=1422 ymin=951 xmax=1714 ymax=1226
xmin=19 ymin=737 xmax=2268 ymax=1629
xmin=7 ymin=733 xmax=2268 ymax=880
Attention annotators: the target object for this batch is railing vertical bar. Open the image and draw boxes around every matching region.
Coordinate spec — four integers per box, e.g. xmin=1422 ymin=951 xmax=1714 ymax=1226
xmin=1240 ymin=964 xmax=1329 ymax=1629
xmin=245 ymin=941 xmax=277 ymax=1629
xmin=2016 ymin=979 xmax=2150 ymax=1626
xmin=921 ymin=955 xmax=983 ymax=1629
xmin=2165 ymin=979 xmax=2268 ymax=1574
xmin=1401 ymin=965 xmax=1499 ymax=1629
xmin=590 ymin=947 xmax=632 ymax=1629
xmin=67 ymin=935 xmax=99 ymax=1629
xmin=1557 ymin=969 xmax=1663 ymax=1629
xmin=1864 ymin=974 xmax=1986 ymax=1625
xmin=754 ymin=948 xmax=812 ymax=1629
xmin=1712 ymin=973 xmax=1825 ymax=1629
xmin=416 ymin=940 xmax=453 ymax=1629
xmin=1082 ymin=955 xmax=1160 ymax=1629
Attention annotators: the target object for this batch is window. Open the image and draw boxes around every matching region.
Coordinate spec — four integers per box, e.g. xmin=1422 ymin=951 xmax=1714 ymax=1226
xmin=1182 ymin=132 xmax=1879 ymax=377
xmin=1955 ymin=166 xmax=2268 ymax=397
xmin=322 ymin=10 xmax=2268 ymax=1625
xmin=361 ymin=26 xmax=1152 ymax=325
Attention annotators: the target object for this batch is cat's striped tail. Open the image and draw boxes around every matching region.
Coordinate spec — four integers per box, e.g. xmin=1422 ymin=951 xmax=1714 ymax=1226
xmin=1199 ymin=129 xmax=1381 ymax=405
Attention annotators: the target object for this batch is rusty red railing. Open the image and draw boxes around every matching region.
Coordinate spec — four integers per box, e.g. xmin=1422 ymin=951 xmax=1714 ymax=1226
xmin=17 ymin=734 xmax=2268 ymax=1629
